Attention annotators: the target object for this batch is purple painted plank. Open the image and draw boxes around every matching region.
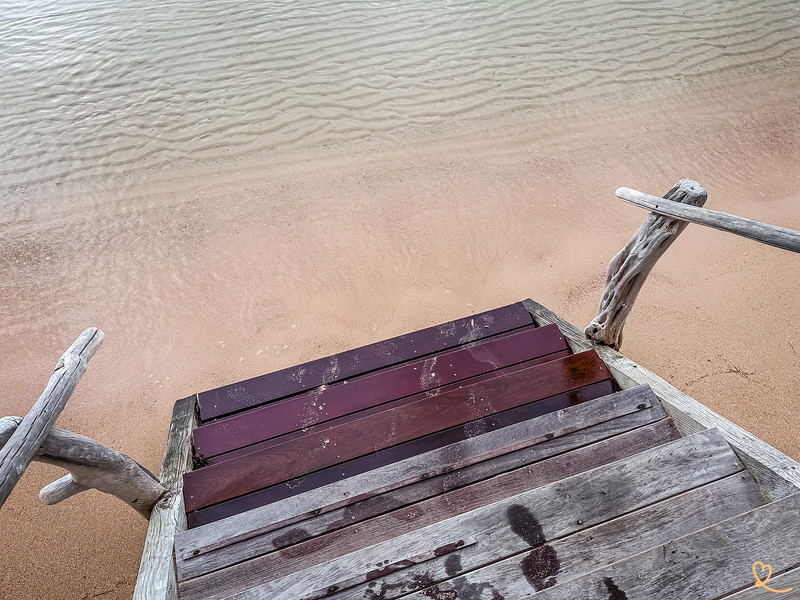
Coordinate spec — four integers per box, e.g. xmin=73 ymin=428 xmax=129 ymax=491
xmin=182 ymin=350 xmax=611 ymax=512
xmin=186 ymin=378 xmax=615 ymax=528
xmin=192 ymin=323 xmax=567 ymax=459
xmin=204 ymin=348 xmax=573 ymax=465
xmin=197 ymin=303 xmax=534 ymax=421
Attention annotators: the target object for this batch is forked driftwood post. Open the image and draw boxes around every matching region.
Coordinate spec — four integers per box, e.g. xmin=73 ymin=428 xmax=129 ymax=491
xmin=0 ymin=417 xmax=165 ymax=518
xmin=0 ymin=328 xmax=166 ymax=518
xmin=585 ymin=179 xmax=707 ymax=349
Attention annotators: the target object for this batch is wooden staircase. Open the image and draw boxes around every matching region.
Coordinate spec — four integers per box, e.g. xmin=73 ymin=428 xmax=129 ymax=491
xmin=172 ymin=302 xmax=800 ymax=599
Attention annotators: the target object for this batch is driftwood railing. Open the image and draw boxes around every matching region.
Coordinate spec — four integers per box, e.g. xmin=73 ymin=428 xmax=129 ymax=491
xmin=587 ymin=179 xmax=800 ymax=349
xmin=0 ymin=328 xmax=166 ymax=518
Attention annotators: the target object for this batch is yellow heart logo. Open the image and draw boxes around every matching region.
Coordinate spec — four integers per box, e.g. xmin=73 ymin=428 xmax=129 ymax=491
xmin=753 ymin=561 xmax=793 ymax=594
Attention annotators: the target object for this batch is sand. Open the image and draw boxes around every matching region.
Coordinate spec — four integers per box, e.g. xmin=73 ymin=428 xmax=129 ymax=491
xmin=0 ymin=70 xmax=799 ymax=598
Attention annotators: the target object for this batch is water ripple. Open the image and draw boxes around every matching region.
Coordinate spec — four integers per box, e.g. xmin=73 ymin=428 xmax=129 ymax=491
xmin=0 ymin=0 xmax=798 ymax=189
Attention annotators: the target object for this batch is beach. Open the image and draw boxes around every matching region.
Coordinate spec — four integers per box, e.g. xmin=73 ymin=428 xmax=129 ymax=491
xmin=1 ymin=1 xmax=799 ymax=598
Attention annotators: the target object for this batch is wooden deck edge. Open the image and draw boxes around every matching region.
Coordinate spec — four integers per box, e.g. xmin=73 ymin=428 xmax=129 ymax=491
xmin=524 ymin=299 xmax=800 ymax=501
xmin=134 ymin=396 xmax=197 ymax=600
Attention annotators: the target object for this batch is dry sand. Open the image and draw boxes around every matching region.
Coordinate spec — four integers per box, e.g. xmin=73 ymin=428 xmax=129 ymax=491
xmin=1 ymin=70 xmax=799 ymax=599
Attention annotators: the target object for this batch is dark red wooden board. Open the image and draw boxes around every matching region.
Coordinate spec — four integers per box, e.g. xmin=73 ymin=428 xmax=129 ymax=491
xmin=183 ymin=350 xmax=610 ymax=512
xmin=197 ymin=302 xmax=534 ymax=421
xmin=192 ymin=323 xmax=568 ymax=460
xmin=186 ymin=378 xmax=616 ymax=528
xmin=204 ymin=348 xmax=573 ymax=465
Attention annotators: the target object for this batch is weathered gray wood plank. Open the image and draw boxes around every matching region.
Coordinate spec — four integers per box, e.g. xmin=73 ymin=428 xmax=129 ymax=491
xmin=178 ymin=417 xmax=679 ymax=584
xmin=305 ymin=536 xmax=476 ymax=600
xmin=402 ymin=472 xmax=766 ymax=599
xmin=178 ymin=429 xmax=742 ymax=600
xmin=525 ymin=298 xmax=800 ymax=501
xmin=0 ymin=327 xmax=104 ymax=508
xmin=175 ymin=385 xmax=656 ymax=565
xmin=531 ymin=492 xmax=800 ymax=600
xmin=177 ymin=401 xmax=672 ymax=582
xmin=726 ymin=566 xmax=800 ymax=598
xmin=133 ymin=396 xmax=196 ymax=600
xmin=616 ymin=186 xmax=800 ymax=253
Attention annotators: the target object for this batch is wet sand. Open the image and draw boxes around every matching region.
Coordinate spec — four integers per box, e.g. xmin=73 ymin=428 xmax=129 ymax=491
xmin=1 ymin=70 xmax=799 ymax=598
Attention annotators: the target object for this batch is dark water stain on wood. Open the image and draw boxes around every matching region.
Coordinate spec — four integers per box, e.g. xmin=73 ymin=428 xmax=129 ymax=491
xmin=507 ymin=504 xmax=560 ymax=590
xmin=271 ymin=527 xmax=311 ymax=550
xmin=365 ymin=572 xmax=437 ymax=600
xmin=603 ymin=577 xmax=628 ymax=600
xmin=366 ymin=560 xmax=415 ymax=581
xmin=420 ymin=588 xmax=458 ymax=600
xmin=444 ymin=554 xmax=462 ymax=577
xmin=506 ymin=504 xmax=546 ymax=546
xmin=521 ymin=544 xmax=560 ymax=590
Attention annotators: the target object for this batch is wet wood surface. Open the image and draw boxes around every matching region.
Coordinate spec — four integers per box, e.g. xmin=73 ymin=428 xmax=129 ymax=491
xmin=192 ymin=323 xmax=569 ymax=460
xmin=179 ymin=407 xmax=673 ymax=579
xmin=531 ymin=492 xmax=800 ymax=600
xmin=178 ymin=429 xmax=742 ymax=600
xmin=176 ymin=386 xmax=657 ymax=567
xmin=179 ymin=418 xmax=680 ymax=584
xmin=202 ymin=347 xmax=575 ymax=466
xmin=197 ymin=302 xmax=533 ymax=421
xmin=183 ymin=350 xmax=610 ymax=512
xmin=402 ymin=473 xmax=766 ymax=600
xmin=187 ymin=375 xmax=609 ymax=527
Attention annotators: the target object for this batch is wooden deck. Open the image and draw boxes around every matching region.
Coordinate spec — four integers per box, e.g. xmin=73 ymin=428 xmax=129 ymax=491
xmin=155 ymin=301 xmax=800 ymax=600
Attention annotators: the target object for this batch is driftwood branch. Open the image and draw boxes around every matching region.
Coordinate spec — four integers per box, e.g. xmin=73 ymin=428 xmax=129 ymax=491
xmin=585 ymin=179 xmax=707 ymax=350
xmin=0 ymin=416 xmax=166 ymax=518
xmin=0 ymin=328 xmax=104 ymax=508
xmin=616 ymin=187 xmax=800 ymax=254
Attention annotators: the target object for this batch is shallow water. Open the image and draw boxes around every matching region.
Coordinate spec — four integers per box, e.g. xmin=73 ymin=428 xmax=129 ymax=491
xmin=2 ymin=0 xmax=799 ymax=191
xmin=0 ymin=2 xmax=799 ymax=599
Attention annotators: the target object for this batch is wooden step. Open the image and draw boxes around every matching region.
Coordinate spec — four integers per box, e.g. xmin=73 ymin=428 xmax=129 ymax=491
xmin=187 ymin=378 xmax=616 ymax=528
xmin=177 ymin=428 xmax=746 ymax=600
xmin=529 ymin=492 xmax=800 ymax=599
xmin=192 ymin=323 xmax=570 ymax=460
xmin=175 ymin=385 xmax=661 ymax=577
xmin=401 ymin=473 xmax=766 ymax=599
xmin=178 ymin=417 xmax=680 ymax=585
xmin=182 ymin=350 xmax=611 ymax=513
xmin=200 ymin=343 xmax=574 ymax=467
xmin=197 ymin=302 xmax=534 ymax=421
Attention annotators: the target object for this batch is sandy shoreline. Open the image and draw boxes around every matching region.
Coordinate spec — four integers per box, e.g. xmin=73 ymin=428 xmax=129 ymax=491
xmin=1 ymin=70 xmax=799 ymax=599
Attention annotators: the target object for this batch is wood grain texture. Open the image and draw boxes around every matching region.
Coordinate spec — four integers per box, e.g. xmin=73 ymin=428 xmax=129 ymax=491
xmin=178 ymin=429 xmax=742 ymax=600
xmin=178 ymin=418 xmax=680 ymax=585
xmin=201 ymin=347 xmax=574 ymax=466
xmin=726 ymin=567 xmax=800 ymax=598
xmin=175 ymin=386 xmax=657 ymax=565
xmin=0 ymin=416 xmax=164 ymax=518
xmin=178 ymin=404 xmax=672 ymax=581
xmin=0 ymin=327 xmax=104 ymax=508
xmin=617 ymin=186 xmax=800 ymax=253
xmin=187 ymin=376 xmax=611 ymax=528
xmin=586 ymin=179 xmax=707 ymax=349
xmin=192 ymin=324 xmax=569 ymax=459
xmin=183 ymin=350 xmax=610 ymax=512
xmin=133 ymin=396 xmax=196 ymax=600
xmin=403 ymin=473 xmax=766 ymax=599
xmin=531 ymin=492 xmax=800 ymax=600
xmin=302 ymin=536 xmax=477 ymax=600
xmin=525 ymin=299 xmax=800 ymax=500
xmin=197 ymin=302 xmax=533 ymax=421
